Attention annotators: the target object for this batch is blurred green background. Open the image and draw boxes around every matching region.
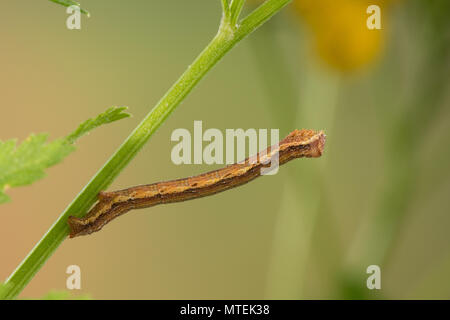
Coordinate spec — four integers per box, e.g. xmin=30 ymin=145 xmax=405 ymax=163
xmin=1 ymin=0 xmax=449 ymax=299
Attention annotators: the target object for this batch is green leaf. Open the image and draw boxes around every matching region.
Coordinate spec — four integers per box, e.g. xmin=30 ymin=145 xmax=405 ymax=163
xmin=66 ymin=106 xmax=131 ymax=144
xmin=40 ymin=290 xmax=91 ymax=300
xmin=48 ymin=0 xmax=90 ymax=17
xmin=0 ymin=106 xmax=130 ymax=204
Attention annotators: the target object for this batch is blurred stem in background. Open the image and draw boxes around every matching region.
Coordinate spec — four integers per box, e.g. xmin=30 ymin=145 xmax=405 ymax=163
xmin=341 ymin=0 xmax=450 ymax=298
xmin=246 ymin=0 xmax=450 ymax=299
xmin=247 ymin=14 xmax=341 ymax=298
xmin=247 ymin=17 xmax=298 ymax=128
xmin=379 ymin=0 xmax=450 ymax=267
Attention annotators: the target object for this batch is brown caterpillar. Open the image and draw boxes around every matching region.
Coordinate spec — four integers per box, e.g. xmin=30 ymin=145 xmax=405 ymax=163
xmin=68 ymin=129 xmax=326 ymax=238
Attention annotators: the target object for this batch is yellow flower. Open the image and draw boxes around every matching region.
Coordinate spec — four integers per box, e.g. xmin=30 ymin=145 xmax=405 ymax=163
xmin=249 ymin=0 xmax=397 ymax=72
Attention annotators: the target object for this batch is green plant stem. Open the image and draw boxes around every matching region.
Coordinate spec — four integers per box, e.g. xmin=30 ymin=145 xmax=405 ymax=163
xmin=221 ymin=0 xmax=230 ymax=19
xmin=230 ymin=0 xmax=246 ymax=26
xmin=0 ymin=0 xmax=292 ymax=300
xmin=49 ymin=0 xmax=90 ymax=16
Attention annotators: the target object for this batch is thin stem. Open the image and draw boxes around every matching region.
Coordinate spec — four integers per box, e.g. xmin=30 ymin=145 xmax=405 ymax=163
xmin=229 ymin=0 xmax=246 ymax=26
xmin=48 ymin=0 xmax=90 ymax=16
xmin=0 ymin=0 xmax=292 ymax=300
xmin=221 ymin=0 xmax=231 ymax=20
xmin=236 ymin=0 xmax=290 ymax=41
